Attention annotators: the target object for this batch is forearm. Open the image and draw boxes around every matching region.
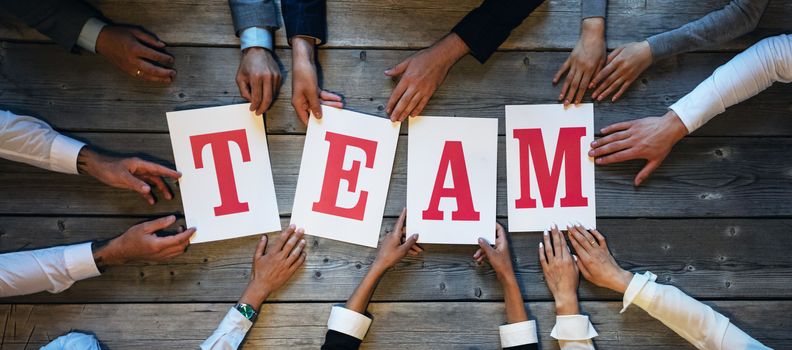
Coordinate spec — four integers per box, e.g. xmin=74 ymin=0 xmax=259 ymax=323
xmin=0 ymin=0 xmax=102 ymax=51
xmin=292 ymin=36 xmax=316 ymax=67
xmin=0 ymin=243 xmax=100 ymax=297
xmin=0 ymin=110 xmax=85 ymax=174
xmin=500 ymin=274 xmax=528 ymax=324
xmin=345 ymin=264 xmax=386 ymax=314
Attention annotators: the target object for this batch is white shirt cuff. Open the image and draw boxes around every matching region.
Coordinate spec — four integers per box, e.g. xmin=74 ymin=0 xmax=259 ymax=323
xmin=327 ymin=306 xmax=372 ymax=340
xmin=668 ymin=78 xmax=722 ymax=133
xmin=621 ymin=271 xmax=658 ymax=313
xmin=49 ymin=134 xmax=86 ymax=174
xmin=77 ymin=17 xmax=108 ymax=53
xmin=550 ymin=315 xmax=598 ymax=340
xmin=63 ymin=243 xmax=101 ymax=281
xmin=240 ymin=27 xmax=274 ymax=51
xmin=499 ymin=320 xmax=538 ymax=348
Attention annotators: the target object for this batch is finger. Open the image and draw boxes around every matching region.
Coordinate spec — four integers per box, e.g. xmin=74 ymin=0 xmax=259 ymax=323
xmin=237 ymin=77 xmax=252 ymax=101
xmin=538 ymin=242 xmax=548 ymax=267
xmin=400 ymin=234 xmax=419 ymax=254
xmin=250 ymin=75 xmax=263 ymax=114
xmin=477 ymin=237 xmax=495 ymax=257
xmin=410 ymin=244 xmax=423 ymax=254
xmin=565 ymin=69 xmax=584 ymax=106
xmin=600 ymin=121 xmax=633 ymax=135
xmin=611 ymin=79 xmax=634 ymax=102
xmin=575 ymin=72 xmax=593 ymax=105
xmin=551 ymin=225 xmax=564 ymax=259
xmin=131 ymin=28 xmax=166 ymax=48
xmin=595 ymin=149 xmax=637 ymax=165
xmin=386 ymin=81 xmax=409 ymax=119
xmin=590 ymin=130 xmax=630 ymax=149
xmin=142 ymin=174 xmax=173 ymax=200
xmin=596 ymin=77 xmax=624 ymax=101
xmin=319 ymin=90 xmax=343 ymax=103
xmin=281 ymin=228 xmax=304 ymax=255
xmin=162 ymin=227 xmax=195 ymax=248
xmin=320 ymin=100 xmax=344 ymax=109
xmin=136 ymin=160 xmax=181 ymax=179
xmin=138 ymin=46 xmax=175 ymax=67
xmin=120 ymin=172 xmax=154 ymax=204
xmin=542 ymin=229 xmax=554 ymax=258
xmin=576 ymin=257 xmax=593 ymax=280
xmin=391 ymin=88 xmax=416 ymax=122
xmin=495 ymin=223 xmax=507 ymax=250
xmin=254 ymin=234 xmax=268 ymax=259
xmin=277 ymin=224 xmax=297 ymax=251
xmin=635 ymin=159 xmax=662 ymax=186
xmin=590 ymin=229 xmax=607 ymax=247
xmin=384 ymin=59 xmax=409 ymax=77
xmin=567 ymin=230 xmax=590 ymax=260
xmin=553 ymin=58 xmax=571 ymax=86
xmin=575 ymin=224 xmax=598 ymax=247
xmin=590 ymin=61 xmax=616 ymax=91
xmin=308 ymin=90 xmax=322 ymax=119
xmin=135 ymin=60 xmax=176 ymax=82
xmin=293 ymin=99 xmax=310 ymax=125
xmin=606 ymin=47 xmax=623 ymax=64
xmin=257 ymin=76 xmax=273 ymax=115
xmin=589 ymin=139 xmax=632 ymax=158
xmin=559 ymin=67 xmax=577 ymax=105
xmin=401 ymin=92 xmax=423 ymax=120
xmin=287 ymin=239 xmax=307 ymax=264
xmin=567 ymin=226 xmax=592 ymax=254
xmin=290 ymin=252 xmax=307 ymax=271
xmin=409 ymin=96 xmax=430 ymax=119
xmin=393 ymin=208 xmax=407 ymax=238
xmin=140 ymin=215 xmax=177 ymax=234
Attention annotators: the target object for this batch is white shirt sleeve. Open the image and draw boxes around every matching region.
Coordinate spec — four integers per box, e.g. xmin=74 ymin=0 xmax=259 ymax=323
xmin=0 ymin=242 xmax=100 ymax=297
xmin=76 ymin=18 xmax=108 ymax=53
xmin=550 ymin=315 xmax=598 ymax=350
xmin=621 ymin=271 xmax=770 ymax=350
xmin=327 ymin=305 xmax=373 ymax=340
xmin=200 ymin=308 xmax=254 ymax=350
xmin=669 ymin=34 xmax=792 ymax=133
xmin=240 ymin=27 xmax=274 ymax=52
xmin=499 ymin=320 xmax=538 ymax=348
xmin=41 ymin=332 xmax=102 ymax=350
xmin=0 ymin=110 xmax=86 ymax=174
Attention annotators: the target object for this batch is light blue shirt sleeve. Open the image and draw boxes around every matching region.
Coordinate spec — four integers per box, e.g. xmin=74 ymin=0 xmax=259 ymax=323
xmin=200 ymin=308 xmax=254 ymax=350
xmin=240 ymin=27 xmax=274 ymax=52
xmin=76 ymin=17 xmax=108 ymax=53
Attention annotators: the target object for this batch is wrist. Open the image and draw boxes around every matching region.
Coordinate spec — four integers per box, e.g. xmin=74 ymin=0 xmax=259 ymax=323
xmin=239 ymin=282 xmax=270 ymax=312
xmin=434 ymin=32 xmax=469 ymax=66
xmin=92 ymin=237 xmax=125 ymax=267
xmin=581 ymin=17 xmax=605 ymax=37
xmin=663 ymin=110 xmax=689 ymax=141
xmin=243 ymin=46 xmax=269 ymax=56
xmin=612 ymin=270 xmax=634 ymax=294
xmin=292 ymin=37 xmax=315 ymax=63
xmin=76 ymin=147 xmax=100 ymax=177
xmin=554 ymin=293 xmax=580 ymax=315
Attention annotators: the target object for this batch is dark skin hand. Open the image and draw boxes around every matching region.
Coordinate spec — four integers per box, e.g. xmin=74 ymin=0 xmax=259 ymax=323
xmin=92 ymin=215 xmax=194 ymax=267
xmin=236 ymin=47 xmax=282 ymax=116
xmin=290 ymin=36 xmax=344 ymax=124
xmin=95 ymin=25 xmax=176 ymax=83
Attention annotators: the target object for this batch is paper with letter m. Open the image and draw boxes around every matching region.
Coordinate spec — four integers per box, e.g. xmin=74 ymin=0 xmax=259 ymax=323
xmin=291 ymin=106 xmax=400 ymax=247
xmin=166 ymin=104 xmax=281 ymax=243
xmin=505 ymin=104 xmax=596 ymax=232
xmin=407 ymin=116 xmax=497 ymax=245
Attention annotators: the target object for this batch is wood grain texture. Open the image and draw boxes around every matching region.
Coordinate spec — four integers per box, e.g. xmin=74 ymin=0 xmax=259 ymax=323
xmin=2 ymin=217 xmax=791 ymax=303
xmin=1 ymin=301 xmax=790 ymax=349
xmin=2 ymin=44 xmax=791 ymax=136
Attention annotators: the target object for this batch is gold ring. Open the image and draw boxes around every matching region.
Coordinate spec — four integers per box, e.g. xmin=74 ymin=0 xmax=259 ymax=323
xmin=589 ymin=240 xmax=596 ymax=245
xmin=135 ymin=69 xmax=142 ymax=76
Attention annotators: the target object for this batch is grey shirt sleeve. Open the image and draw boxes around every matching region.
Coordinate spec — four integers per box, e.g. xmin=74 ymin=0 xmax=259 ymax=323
xmin=646 ymin=0 xmax=769 ymax=61
xmin=581 ymin=0 xmax=607 ymax=19
xmin=228 ymin=0 xmax=280 ymax=35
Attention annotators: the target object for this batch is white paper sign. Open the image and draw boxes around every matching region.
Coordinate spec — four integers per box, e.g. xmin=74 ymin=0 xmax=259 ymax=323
xmin=290 ymin=106 xmax=400 ymax=247
xmin=166 ymin=104 xmax=281 ymax=243
xmin=407 ymin=116 xmax=497 ymax=245
xmin=505 ymin=104 xmax=596 ymax=232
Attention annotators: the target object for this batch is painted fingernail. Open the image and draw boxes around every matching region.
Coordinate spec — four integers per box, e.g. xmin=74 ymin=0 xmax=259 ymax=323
xmin=588 ymin=150 xmax=595 ymax=156
xmin=261 ymin=235 xmax=267 ymax=241
xmin=543 ymin=230 xmax=548 ymax=236
xmin=297 ymin=227 xmax=305 ymax=233
xmin=142 ymin=185 xmax=151 ymax=192
xmin=539 ymin=242 xmax=544 ymax=248
xmin=573 ymin=255 xmax=578 ymax=261
xmin=300 ymin=239 xmax=306 ymax=245
xmin=411 ymin=234 xmax=418 ymax=240
xmin=289 ymin=224 xmax=296 ymax=229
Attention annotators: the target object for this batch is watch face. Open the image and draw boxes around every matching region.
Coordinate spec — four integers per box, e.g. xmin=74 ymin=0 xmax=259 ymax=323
xmin=236 ymin=304 xmax=257 ymax=320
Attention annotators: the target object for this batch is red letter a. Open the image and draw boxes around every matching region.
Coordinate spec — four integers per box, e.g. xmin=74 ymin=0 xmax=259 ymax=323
xmin=422 ymin=141 xmax=480 ymax=221
xmin=513 ymin=127 xmax=588 ymax=209
xmin=190 ymin=129 xmax=251 ymax=216
xmin=312 ymin=132 xmax=378 ymax=221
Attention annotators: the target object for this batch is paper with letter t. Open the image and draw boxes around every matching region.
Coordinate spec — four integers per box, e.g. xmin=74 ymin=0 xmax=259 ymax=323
xmin=505 ymin=104 xmax=596 ymax=232
xmin=166 ymin=104 xmax=281 ymax=243
xmin=407 ymin=116 xmax=497 ymax=245
xmin=291 ymin=106 xmax=400 ymax=247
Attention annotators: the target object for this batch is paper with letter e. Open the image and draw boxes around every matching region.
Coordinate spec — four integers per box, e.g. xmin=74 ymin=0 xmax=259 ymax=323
xmin=166 ymin=104 xmax=281 ymax=243
xmin=291 ymin=106 xmax=400 ymax=248
xmin=505 ymin=104 xmax=596 ymax=232
xmin=407 ymin=116 xmax=497 ymax=245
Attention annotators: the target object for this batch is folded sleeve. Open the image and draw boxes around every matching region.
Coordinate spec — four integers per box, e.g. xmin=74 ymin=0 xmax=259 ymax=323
xmin=669 ymin=34 xmax=792 ymax=133
xmin=581 ymin=0 xmax=607 ymax=19
xmin=228 ymin=0 xmax=280 ymax=34
xmin=622 ymin=271 xmax=770 ymax=349
xmin=281 ymin=0 xmax=327 ymax=45
xmin=200 ymin=308 xmax=254 ymax=350
xmin=500 ymin=320 xmax=539 ymax=349
xmin=0 ymin=110 xmax=86 ymax=174
xmin=320 ymin=306 xmax=373 ymax=350
xmin=0 ymin=0 xmax=102 ymax=51
xmin=0 ymin=242 xmax=100 ymax=297
xmin=550 ymin=315 xmax=598 ymax=349
xmin=451 ymin=0 xmax=546 ymax=63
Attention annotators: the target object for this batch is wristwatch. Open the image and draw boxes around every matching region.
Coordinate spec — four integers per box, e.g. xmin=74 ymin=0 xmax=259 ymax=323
xmin=234 ymin=303 xmax=258 ymax=321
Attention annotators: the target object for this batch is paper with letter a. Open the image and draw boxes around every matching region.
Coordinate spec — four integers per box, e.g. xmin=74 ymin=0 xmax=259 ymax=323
xmin=505 ymin=104 xmax=596 ymax=232
xmin=166 ymin=104 xmax=281 ymax=243
xmin=291 ymin=106 xmax=400 ymax=247
xmin=407 ymin=116 xmax=497 ymax=245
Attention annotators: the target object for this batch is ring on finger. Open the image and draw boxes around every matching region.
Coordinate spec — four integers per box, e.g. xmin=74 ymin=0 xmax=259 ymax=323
xmin=135 ymin=69 xmax=142 ymax=77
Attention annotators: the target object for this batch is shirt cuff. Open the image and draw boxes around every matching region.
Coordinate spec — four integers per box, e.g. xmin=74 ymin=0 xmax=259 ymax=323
xmin=63 ymin=243 xmax=101 ymax=282
xmin=76 ymin=18 xmax=108 ymax=53
xmin=49 ymin=134 xmax=86 ymax=174
xmin=499 ymin=320 xmax=538 ymax=348
xmin=621 ymin=271 xmax=658 ymax=313
xmin=227 ymin=307 xmax=255 ymax=333
xmin=668 ymin=78 xmax=721 ymax=134
xmin=550 ymin=315 xmax=599 ymax=340
xmin=327 ymin=306 xmax=372 ymax=340
xmin=240 ymin=27 xmax=274 ymax=52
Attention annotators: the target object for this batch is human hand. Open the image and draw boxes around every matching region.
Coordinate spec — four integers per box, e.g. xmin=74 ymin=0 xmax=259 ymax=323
xmin=291 ymin=37 xmax=344 ymax=124
xmin=554 ymin=18 xmax=606 ymax=106
xmin=92 ymin=215 xmax=194 ymax=266
xmin=95 ymin=25 xmax=176 ymax=83
xmin=473 ymin=224 xmax=516 ymax=282
xmin=372 ymin=208 xmax=422 ymax=271
xmin=77 ymin=147 xmax=181 ymax=205
xmin=566 ymin=225 xmax=633 ymax=293
xmin=385 ymin=33 xmax=469 ymax=122
xmin=539 ymin=225 xmax=580 ymax=315
xmin=238 ymin=225 xmax=307 ymax=309
xmin=236 ymin=47 xmax=282 ymax=116
xmin=590 ymin=40 xmax=653 ymax=102
xmin=589 ymin=110 xmax=688 ymax=186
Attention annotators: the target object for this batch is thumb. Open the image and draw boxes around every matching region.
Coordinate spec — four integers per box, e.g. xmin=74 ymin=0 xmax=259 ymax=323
xmin=309 ymin=93 xmax=323 ymax=119
xmin=140 ymin=215 xmax=177 ymax=235
xmin=385 ymin=60 xmax=409 ymax=77
xmin=635 ymin=159 xmax=662 ymax=186
xmin=254 ymin=235 xmax=268 ymax=259
xmin=400 ymin=234 xmax=418 ymax=253
xmin=121 ymin=171 xmax=151 ymax=195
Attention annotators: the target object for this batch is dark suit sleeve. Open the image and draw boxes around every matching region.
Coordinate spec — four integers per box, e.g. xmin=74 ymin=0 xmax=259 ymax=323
xmin=281 ymin=0 xmax=327 ymax=45
xmin=228 ymin=0 xmax=280 ymax=34
xmin=451 ymin=0 xmax=546 ymax=63
xmin=504 ymin=344 xmax=539 ymax=350
xmin=0 ymin=0 xmax=102 ymax=51
xmin=320 ymin=330 xmax=363 ymax=350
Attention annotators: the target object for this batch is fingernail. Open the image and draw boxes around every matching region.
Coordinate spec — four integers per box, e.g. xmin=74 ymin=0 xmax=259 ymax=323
xmin=411 ymin=234 xmax=418 ymax=240
xmin=588 ymin=150 xmax=595 ymax=156
xmin=543 ymin=230 xmax=548 ymax=236
xmin=539 ymin=242 xmax=544 ymax=248
xmin=478 ymin=238 xmax=484 ymax=243
xmin=261 ymin=235 xmax=267 ymax=241
xmin=300 ymin=239 xmax=306 ymax=245
xmin=142 ymin=185 xmax=151 ymax=192
xmin=573 ymin=255 xmax=578 ymax=261
xmin=596 ymin=158 xmax=603 ymax=164
xmin=289 ymin=224 xmax=296 ymax=229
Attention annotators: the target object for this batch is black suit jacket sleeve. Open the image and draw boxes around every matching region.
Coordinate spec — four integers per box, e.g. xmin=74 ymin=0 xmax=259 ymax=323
xmin=0 ymin=0 xmax=102 ymax=51
xmin=320 ymin=329 xmax=363 ymax=350
xmin=451 ymin=0 xmax=546 ymax=63
xmin=281 ymin=0 xmax=327 ymax=45
xmin=504 ymin=344 xmax=539 ymax=350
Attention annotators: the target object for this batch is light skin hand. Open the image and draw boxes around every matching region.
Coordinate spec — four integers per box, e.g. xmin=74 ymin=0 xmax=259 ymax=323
xmin=566 ymin=225 xmax=633 ymax=294
xmin=554 ymin=17 xmax=606 ymax=106
xmin=474 ymin=224 xmax=529 ymax=324
xmin=589 ymin=110 xmax=688 ymax=186
xmin=236 ymin=47 xmax=282 ymax=116
xmin=92 ymin=215 xmax=194 ymax=267
xmin=95 ymin=25 xmax=176 ymax=83
xmin=77 ymin=147 xmax=182 ymax=205
xmin=238 ymin=225 xmax=307 ymax=311
xmin=590 ymin=40 xmax=653 ymax=102
xmin=539 ymin=225 xmax=580 ymax=315
xmin=291 ymin=36 xmax=343 ymax=125
xmin=385 ymin=33 xmax=469 ymax=122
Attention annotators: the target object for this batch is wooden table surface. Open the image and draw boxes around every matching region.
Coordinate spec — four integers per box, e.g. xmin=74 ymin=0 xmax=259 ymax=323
xmin=1 ymin=0 xmax=791 ymax=348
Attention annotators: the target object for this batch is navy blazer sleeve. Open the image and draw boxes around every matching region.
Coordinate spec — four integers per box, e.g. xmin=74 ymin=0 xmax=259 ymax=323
xmin=320 ymin=330 xmax=363 ymax=350
xmin=504 ymin=344 xmax=539 ymax=350
xmin=281 ymin=0 xmax=327 ymax=44
xmin=451 ymin=0 xmax=546 ymax=63
xmin=0 ymin=0 xmax=102 ymax=51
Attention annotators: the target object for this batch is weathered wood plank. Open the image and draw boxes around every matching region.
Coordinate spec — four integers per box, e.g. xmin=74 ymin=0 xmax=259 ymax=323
xmin=2 ymin=44 xmax=791 ymax=136
xmin=0 ymin=134 xmax=790 ymax=217
xmin=2 ymin=216 xmax=791 ymax=303
xmin=1 ymin=301 xmax=790 ymax=349
xmin=0 ymin=0 xmax=789 ymax=50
